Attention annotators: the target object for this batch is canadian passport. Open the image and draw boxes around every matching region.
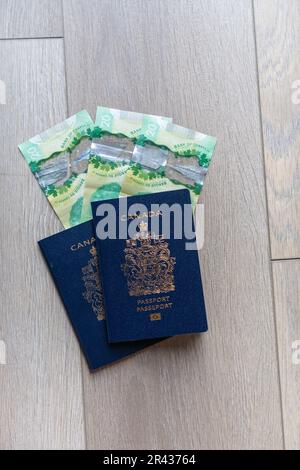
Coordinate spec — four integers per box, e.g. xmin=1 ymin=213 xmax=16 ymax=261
xmin=38 ymin=221 xmax=160 ymax=370
xmin=92 ymin=189 xmax=208 ymax=343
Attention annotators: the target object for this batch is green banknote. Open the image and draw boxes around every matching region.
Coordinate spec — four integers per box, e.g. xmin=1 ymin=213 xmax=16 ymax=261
xmin=122 ymin=116 xmax=217 ymax=206
xmin=81 ymin=107 xmax=172 ymax=221
xmin=19 ymin=110 xmax=96 ymax=228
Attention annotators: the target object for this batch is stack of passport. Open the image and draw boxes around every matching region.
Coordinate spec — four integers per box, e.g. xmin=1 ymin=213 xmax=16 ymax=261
xmin=39 ymin=189 xmax=208 ymax=370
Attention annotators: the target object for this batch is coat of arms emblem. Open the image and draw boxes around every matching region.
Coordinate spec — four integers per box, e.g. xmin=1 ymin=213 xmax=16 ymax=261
xmin=121 ymin=223 xmax=176 ymax=297
xmin=81 ymin=246 xmax=105 ymax=321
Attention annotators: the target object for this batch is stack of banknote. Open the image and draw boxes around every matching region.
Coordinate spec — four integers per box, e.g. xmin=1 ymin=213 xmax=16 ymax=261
xmin=19 ymin=106 xmax=216 ymax=229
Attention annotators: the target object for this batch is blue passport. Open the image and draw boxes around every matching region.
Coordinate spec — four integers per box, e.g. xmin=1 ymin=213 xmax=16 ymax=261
xmin=92 ymin=189 xmax=208 ymax=343
xmin=38 ymin=221 xmax=160 ymax=370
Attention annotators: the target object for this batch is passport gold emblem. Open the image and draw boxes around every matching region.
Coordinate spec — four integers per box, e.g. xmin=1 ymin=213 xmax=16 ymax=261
xmin=121 ymin=228 xmax=176 ymax=297
xmin=81 ymin=245 xmax=105 ymax=321
xmin=150 ymin=313 xmax=161 ymax=321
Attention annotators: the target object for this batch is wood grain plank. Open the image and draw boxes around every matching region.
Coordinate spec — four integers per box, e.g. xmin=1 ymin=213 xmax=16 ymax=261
xmin=64 ymin=0 xmax=283 ymax=449
xmin=0 ymin=0 xmax=63 ymax=39
xmin=272 ymin=260 xmax=300 ymax=450
xmin=0 ymin=39 xmax=85 ymax=449
xmin=254 ymin=0 xmax=300 ymax=259
xmin=0 ymin=38 xmax=68 ymax=176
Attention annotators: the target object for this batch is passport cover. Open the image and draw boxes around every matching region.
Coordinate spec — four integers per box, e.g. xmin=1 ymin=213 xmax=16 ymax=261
xmin=38 ymin=221 xmax=160 ymax=370
xmin=92 ymin=189 xmax=208 ymax=342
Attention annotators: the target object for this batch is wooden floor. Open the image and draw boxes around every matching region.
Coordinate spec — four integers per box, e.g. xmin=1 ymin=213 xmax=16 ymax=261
xmin=0 ymin=0 xmax=299 ymax=450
